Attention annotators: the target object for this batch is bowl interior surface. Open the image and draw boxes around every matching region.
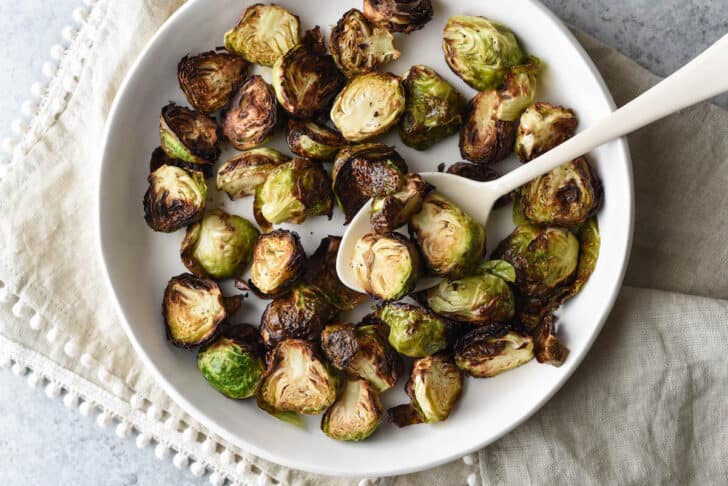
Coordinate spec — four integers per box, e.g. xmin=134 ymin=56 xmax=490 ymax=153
xmin=98 ymin=0 xmax=633 ymax=477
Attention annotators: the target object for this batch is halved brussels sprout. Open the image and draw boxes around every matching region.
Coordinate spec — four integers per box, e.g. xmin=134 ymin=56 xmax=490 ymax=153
xmin=425 ymin=260 xmax=516 ymax=325
xmin=362 ymin=0 xmax=433 ymax=33
xmin=224 ymin=3 xmax=300 ymax=67
xmin=568 ymin=217 xmax=600 ymax=299
xmin=497 ymin=58 xmax=541 ymax=121
xmin=399 ymin=65 xmax=465 ymax=150
xmin=533 ymin=314 xmax=569 ymax=367
xmin=160 ymin=103 xmax=220 ymax=169
xmin=143 ymin=165 xmax=207 ymax=233
xmin=330 ymin=9 xmax=400 ymax=78
xmin=494 ymin=224 xmax=580 ymax=299
xmin=180 ymin=209 xmax=259 ymax=279
xmin=249 ymin=229 xmax=306 ymax=298
xmin=303 ymin=236 xmax=368 ymax=312
xmin=216 ymin=148 xmax=289 ymax=200
xmin=286 ymin=119 xmax=347 ymax=161
xmin=149 ymin=146 xmax=194 ymax=175
xmin=321 ymin=378 xmax=382 ymax=441
xmin=516 ymin=102 xmax=578 ymax=162
xmin=407 ymin=353 xmax=464 ymax=424
xmin=320 ymin=323 xmax=359 ymax=369
xmin=259 ymin=284 xmax=337 ymax=348
xmin=331 ymin=143 xmax=407 ymax=223
xmin=443 ymin=161 xmax=499 ymax=182
xmin=375 ymin=303 xmax=450 ymax=358
xmin=163 ymin=273 xmax=227 ymax=348
xmin=331 ymin=72 xmax=405 ymax=142
xmin=256 ymin=339 xmax=337 ymax=416
xmin=253 ymin=158 xmax=333 ymax=230
xmin=197 ymin=324 xmax=265 ymax=399
xmin=520 ymin=157 xmax=603 ymax=227
xmin=442 ymin=16 xmax=525 ymax=91
xmin=272 ymin=30 xmax=345 ymax=119
xmin=352 ymin=232 xmax=420 ymax=301
xmin=178 ymin=49 xmax=248 ymax=114
xmin=370 ymin=173 xmax=432 ymax=233
xmin=221 ymin=75 xmax=279 ymax=150
xmin=459 ymin=90 xmax=516 ymax=164
xmin=409 ymin=192 xmax=486 ymax=278
xmin=454 ymin=327 xmax=534 ymax=377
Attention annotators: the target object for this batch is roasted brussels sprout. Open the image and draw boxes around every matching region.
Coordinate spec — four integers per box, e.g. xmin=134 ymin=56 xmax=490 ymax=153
xmin=221 ymin=75 xmax=279 ymax=150
xmin=399 ymin=65 xmax=465 ymax=150
xmin=143 ymin=165 xmax=207 ymax=233
xmin=249 ymin=229 xmax=306 ymax=298
xmin=352 ymin=232 xmax=420 ymax=301
xmin=259 ymin=284 xmax=337 ymax=348
xmin=253 ymin=158 xmax=333 ymax=230
xmin=285 ymin=120 xmax=347 ymax=161
xmin=216 ymin=148 xmax=289 ymax=200
xmin=149 ymin=146 xmax=196 ymax=175
xmin=331 ymin=143 xmax=407 ymax=223
xmin=197 ymin=324 xmax=265 ymax=399
xmin=400 ymin=353 xmax=463 ymax=426
xmin=498 ymin=58 xmax=541 ymax=121
xmin=320 ymin=323 xmax=359 ymax=369
xmin=459 ymin=91 xmax=516 ymax=165
xmin=375 ymin=303 xmax=450 ymax=358
xmin=516 ymin=102 xmax=578 ymax=162
xmin=224 ymin=3 xmax=300 ymax=67
xmin=178 ymin=49 xmax=248 ymax=114
xmin=520 ymin=157 xmax=603 ymax=227
xmin=409 ymin=192 xmax=486 ymax=278
xmin=494 ymin=224 xmax=579 ymax=299
xmin=160 ymin=103 xmax=220 ymax=169
xmin=256 ymin=339 xmax=337 ymax=416
xmin=442 ymin=16 xmax=525 ymax=91
xmin=303 ymin=236 xmax=368 ymax=311
xmin=533 ymin=314 xmax=569 ymax=367
xmin=330 ymin=9 xmax=400 ymax=78
xmin=331 ymin=73 xmax=405 ymax=142
xmin=569 ymin=217 xmax=600 ymax=298
xmin=362 ymin=0 xmax=433 ymax=33
xmin=454 ymin=327 xmax=534 ymax=377
xmin=370 ymin=173 xmax=432 ymax=233
xmin=163 ymin=273 xmax=227 ymax=348
xmin=321 ymin=379 xmax=382 ymax=441
xmin=272 ymin=31 xmax=345 ymax=119
xmin=425 ymin=260 xmax=516 ymax=325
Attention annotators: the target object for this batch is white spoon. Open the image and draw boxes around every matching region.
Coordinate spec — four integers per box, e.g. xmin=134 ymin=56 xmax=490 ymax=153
xmin=337 ymin=33 xmax=728 ymax=293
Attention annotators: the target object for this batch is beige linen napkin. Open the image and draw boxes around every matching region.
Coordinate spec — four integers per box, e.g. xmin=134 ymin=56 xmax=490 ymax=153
xmin=0 ymin=1 xmax=726 ymax=485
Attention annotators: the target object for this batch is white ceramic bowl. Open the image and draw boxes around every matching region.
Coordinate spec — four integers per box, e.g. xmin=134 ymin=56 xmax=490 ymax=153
xmin=98 ymin=0 xmax=633 ymax=477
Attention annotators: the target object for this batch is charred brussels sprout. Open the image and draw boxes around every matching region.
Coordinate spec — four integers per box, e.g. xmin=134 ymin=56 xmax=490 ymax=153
xmin=520 ymin=157 xmax=602 ymax=227
xmin=272 ymin=32 xmax=345 ymax=119
xmin=533 ymin=314 xmax=569 ymax=367
xmin=197 ymin=324 xmax=265 ymax=399
xmin=177 ymin=49 xmax=248 ymax=114
xmin=399 ymin=65 xmax=465 ymax=150
xmin=180 ymin=209 xmax=259 ymax=279
xmin=444 ymin=161 xmax=497 ymax=181
xmin=331 ymin=143 xmax=407 ymax=223
xmin=407 ymin=354 xmax=464 ymax=425
xmin=352 ymin=232 xmax=420 ymax=301
xmin=249 ymin=229 xmax=306 ymax=298
xmin=516 ymin=102 xmax=578 ymax=162
xmin=442 ymin=16 xmax=524 ymax=91
xmin=160 ymin=103 xmax=220 ymax=169
xmin=253 ymin=158 xmax=333 ymax=229
xmin=216 ymin=148 xmax=289 ymax=200
xmin=224 ymin=4 xmax=300 ymax=67
xmin=322 ymin=379 xmax=382 ymax=441
xmin=286 ymin=120 xmax=347 ymax=161
xmin=221 ymin=75 xmax=279 ymax=151
xmin=320 ymin=323 xmax=359 ymax=369
xmin=149 ymin=146 xmax=196 ymax=175
xmin=143 ymin=165 xmax=207 ymax=233
xmin=330 ymin=9 xmax=400 ymax=78
xmin=409 ymin=192 xmax=486 ymax=278
xmin=259 ymin=284 xmax=337 ymax=348
xmin=163 ymin=273 xmax=227 ymax=348
xmin=376 ymin=303 xmax=450 ymax=358
xmin=303 ymin=236 xmax=368 ymax=312
xmin=454 ymin=327 xmax=534 ymax=378
xmin=256 ymin=339 xmax=337 ymax=416
xmin=460 ymin=91 xmax=516 ymax=164
xmin=425 ymin=260 xmax=516 ymax=326
xmin=370 ymin=172 xmax=431 ymax=233
xmin=498 ymin=59 xmax=541 ymax=120
xmin=331 ymin=73 xmax=405 ymax=142
xmin=363 ymin=0 xmax=433 ymax=33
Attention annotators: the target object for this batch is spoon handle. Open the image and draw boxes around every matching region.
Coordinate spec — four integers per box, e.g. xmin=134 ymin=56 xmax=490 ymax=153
xmin=491 ymin=33 xmax=728 ymax=195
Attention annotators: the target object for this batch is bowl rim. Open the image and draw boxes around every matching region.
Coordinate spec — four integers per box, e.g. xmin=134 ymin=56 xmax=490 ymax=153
xmin=96 ymin=0 xmax=634 ymax=477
